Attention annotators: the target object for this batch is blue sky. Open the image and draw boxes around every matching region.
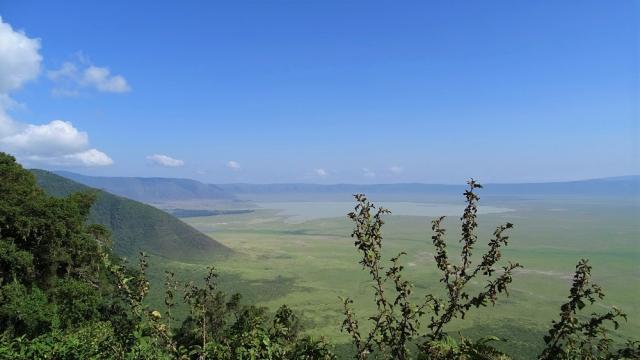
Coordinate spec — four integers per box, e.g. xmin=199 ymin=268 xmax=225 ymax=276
xmin=0 ymin=1 xmax=637 ymax=183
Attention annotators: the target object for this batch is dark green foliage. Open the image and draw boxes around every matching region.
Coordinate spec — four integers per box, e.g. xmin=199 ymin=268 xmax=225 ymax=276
xmin=538 ymin=259 xmax=639 ymax=359
xmin=52 ymin=278 xmax=102 ymax=328
xmin=0 ymin=240 xmax=34 ymax=284
xmin=341 ymin=194 xmax=425 ymax=359
xmin=0 ymin=154 xmax=109 ymax=337
xmin=0 ymin=321 xmax=122 ymax=360
xmin=423 ymin=181 xmax=521 ymax=347
xmin=174 ymin=268 xmax=335 ymax=359
xmin=0 ymin=283 xmax=53 ymax=338
xmin=31 ymin=169 xmax=232 ymax=261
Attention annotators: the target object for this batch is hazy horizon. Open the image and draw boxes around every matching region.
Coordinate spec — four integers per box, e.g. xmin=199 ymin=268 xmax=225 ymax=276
xmin=48 ymin=169 xmax=640 ymax=186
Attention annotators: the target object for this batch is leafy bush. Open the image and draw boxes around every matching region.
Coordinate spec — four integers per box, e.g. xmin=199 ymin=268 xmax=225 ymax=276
xmin=539 ymin=259 xmax=640 ymax=359
xmin=341 ymin=181 xmax=638 ymax=359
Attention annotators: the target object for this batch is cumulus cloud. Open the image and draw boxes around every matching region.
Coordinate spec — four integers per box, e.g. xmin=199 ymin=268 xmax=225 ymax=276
xmin=0 ymin=107 xmax=19 ymax=138
xmin=146 ymin=154 xmax=184 ymax=167
xmin=83 ymin=66 xmax=130 ymax=93
xmin=50 ymin=88 xmax=81 ymax=98
xmin=47 ymin=61 xmax=77 ymax=81
xmin=25 ymin=149 xmax=113 ymax=167
xmin=314 ymin=168 xmax=328 ymax=177
xmin=0 ymin=17 xmax=41 ymax=93
xmin=48 ymin=58 xmax=130 ymax=95
xmin=0 ymin=18 xmax=112 ymax=167
xmin=0 ymin=118 xmax=113 ymax=167
xmin=227 ymin=160 xmax=241 ymax=170
xmin=363 ymin=168 xmax=376 ymax=178
xmin=389 ymin=165 xmax=404 ymax=174
xmin=65 ymin=149 xmax=113 ymax=166
xmin=1 ymin=120 xmax=88 ymax=155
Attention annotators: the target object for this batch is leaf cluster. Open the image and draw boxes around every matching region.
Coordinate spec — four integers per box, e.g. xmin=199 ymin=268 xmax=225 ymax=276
xmin=538 ymin=259 xmax=639 ymax=360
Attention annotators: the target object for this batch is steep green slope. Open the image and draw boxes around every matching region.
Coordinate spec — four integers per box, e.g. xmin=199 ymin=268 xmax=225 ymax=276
xmin=31 ymin=169 xmax=232 ymax=261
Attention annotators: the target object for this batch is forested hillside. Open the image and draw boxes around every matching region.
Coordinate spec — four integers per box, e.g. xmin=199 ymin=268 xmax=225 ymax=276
xmin=31 ymin=169 xmax=231 ymax=261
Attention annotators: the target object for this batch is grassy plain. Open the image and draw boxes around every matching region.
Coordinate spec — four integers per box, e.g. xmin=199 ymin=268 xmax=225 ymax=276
xmin=146 ymin=194 xmax=639 ymax=359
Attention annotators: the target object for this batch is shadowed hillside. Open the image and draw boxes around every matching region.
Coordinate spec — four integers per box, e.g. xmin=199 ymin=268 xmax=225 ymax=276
xmin=32 ymin=169 xmax=232 ymax=261
xmin=55 ymin=171 xmax=235 ymax=203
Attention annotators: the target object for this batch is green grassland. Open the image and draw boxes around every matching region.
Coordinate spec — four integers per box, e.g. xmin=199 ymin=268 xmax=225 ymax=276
xmin=145 ymin=195 xmax=639 ymax=359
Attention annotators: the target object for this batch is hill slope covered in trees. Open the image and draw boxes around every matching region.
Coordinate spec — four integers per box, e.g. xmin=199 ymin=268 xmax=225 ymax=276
xmin=31 ymin=169 xmax=231 ymax=261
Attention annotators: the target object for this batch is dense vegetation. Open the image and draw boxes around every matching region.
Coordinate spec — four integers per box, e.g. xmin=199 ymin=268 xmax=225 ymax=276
xmin=0 ymin=152 xmax=638 ymax=359
xmin=31 ymin=169 xmax=232 ymax=261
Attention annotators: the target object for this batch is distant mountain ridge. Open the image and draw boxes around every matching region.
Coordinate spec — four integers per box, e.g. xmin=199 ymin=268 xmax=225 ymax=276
xmin=33 ymin=170 xmax=232 ymax=260
xmin=55 ymin=171 xmax=235 ymax=203
xmin=220 ymin=176 xmax=640 ymax=196
xmin=54 ymin=171 xmax=639 ymax=202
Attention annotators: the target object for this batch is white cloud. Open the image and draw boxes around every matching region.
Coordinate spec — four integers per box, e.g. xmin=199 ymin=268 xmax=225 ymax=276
xmin=24 ymin=148 xmax=113 ymax=167
xmin=363 ymin=168 xmax=376 ymax=178
xmin=0 ymin=107 xmax=19 ymax=138
xmin=227 ymin=160 xmax=241 ymax=170
xmin=1 ymin=120 xmax=88 ymax=155
xmin=65 ymin=149 xmax=113 ymax=166
xmin=0 ymin=17 xmax=41 ymax=94
xmin=47 ymin=62 xmax=77 ymax=81
xmin=389 ymin=165 xmax=404 ymax=174
xmin=314 ymin=168 xmax=328 ymax=177
xmin=83 ymin=66 xmax=130 ymax=93
xmin=0 ymin=119 xmax=113 ymax=167
xmin=48 ymin=59 xmax=130 ymax=95
xmin=0 ymin=18 xmax=112 ymax=167
xmin=51 ymin=88 xmax=81 ymax=98
xmin=146 ymin=154 xmax=184 ymax=167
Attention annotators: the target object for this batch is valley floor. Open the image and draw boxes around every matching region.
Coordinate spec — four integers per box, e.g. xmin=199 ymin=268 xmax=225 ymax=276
xmin=148 ymin=195 xmax=639 ymax=359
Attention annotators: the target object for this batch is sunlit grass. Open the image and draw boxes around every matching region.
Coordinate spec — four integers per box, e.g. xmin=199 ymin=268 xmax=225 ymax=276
xmin=146 ymin=197 xmax=639 ymax=359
